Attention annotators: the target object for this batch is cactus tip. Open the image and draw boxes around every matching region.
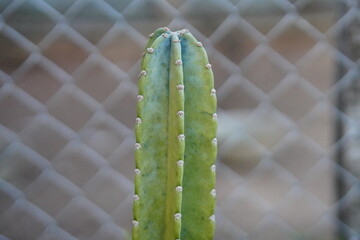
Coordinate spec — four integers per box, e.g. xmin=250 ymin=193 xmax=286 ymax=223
xmin=134 ymin=194 xmax=139 ymax=201
xmin=196 ymin=41 xmax=203 ymax=47
xmin=162 ymin=33 xmax=170 ymax=38
xmin=210 ymin=89 xmax=216 ymax=96
xmin=177 ymin=160 xmax=184 ymax=166
xmin=211 ymin=164 xmax=216 ymax=172
xmin=149 ymin=32 xmax=154 ymax=38
xmin=178 ymin=29 xmax=189 ymax=36
xmin=135 ymin=168 xmax=141 ymax=175
xmin=176 ymin=186 xmax=183 ymax=192
xmin=209 ymin=215 xmax=215 ymax=222
xmin=212 ymin=138 xmax=217 ymax=146
xmin=173 ymin=39 xmax=181 ymax=43
xmin=163 ymin=27 xmax=170 ymax=32
xmin=205 ymin=63 xmax=212 ymax=70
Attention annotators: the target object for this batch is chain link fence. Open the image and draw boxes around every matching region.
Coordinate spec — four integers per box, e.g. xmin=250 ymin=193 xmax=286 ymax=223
xmin=0 ymin=0 xmax=359 ymax=239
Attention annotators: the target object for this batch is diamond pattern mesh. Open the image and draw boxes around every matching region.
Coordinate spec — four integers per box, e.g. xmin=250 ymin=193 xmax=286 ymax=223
xmin=0 ymin=0 xmax=359 ymax=239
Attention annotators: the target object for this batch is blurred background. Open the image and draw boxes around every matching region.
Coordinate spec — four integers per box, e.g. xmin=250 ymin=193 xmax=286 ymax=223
xmin=0 ymin=0 xmax=359 ymax=239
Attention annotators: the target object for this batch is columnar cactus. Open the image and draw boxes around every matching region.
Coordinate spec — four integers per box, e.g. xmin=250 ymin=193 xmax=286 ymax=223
xmin=133 ymin=27 xmax=217 ymax=240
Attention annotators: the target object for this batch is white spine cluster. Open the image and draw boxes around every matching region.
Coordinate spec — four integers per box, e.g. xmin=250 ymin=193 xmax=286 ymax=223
xmin=132 ymin=220 xmax=139 ymax=227
xmin=137 ymin=95 xmax=144 ymax=102
xmin=177 ymin=85 xmax=184 ymax=91
xmin=212 ymin=113 xmax=218 ymax=120
xmin=175 ymin=59 xmax=183 ymax=66
xmin=178 ymin=134 xmax=185 ymax=141
xmin=135 ymin=117 xmax=142 ymax=126
xmin=138 ymin=70 xmax=147 ymax=78
xmin=135 ymin=143 xmax=141 ymax=150
xmin=210 ymin=189 xmax=216 ymax=198
xmin=177 ymin=111 xmax=184 ymax=118
xmin=147 ymin=48 xmax=154 ymax=54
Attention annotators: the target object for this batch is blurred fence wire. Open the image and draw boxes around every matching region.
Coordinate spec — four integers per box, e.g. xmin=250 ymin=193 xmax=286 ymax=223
xmin=0 ymin=0 xmax=359 ymax=239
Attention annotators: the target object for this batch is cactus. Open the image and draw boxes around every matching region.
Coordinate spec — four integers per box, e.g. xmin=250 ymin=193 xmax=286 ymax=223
xmin=133 ymin=27 xmax=217 ymax=240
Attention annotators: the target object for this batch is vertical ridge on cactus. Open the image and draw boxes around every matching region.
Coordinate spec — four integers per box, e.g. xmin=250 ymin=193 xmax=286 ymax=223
xmin=134 ymin=27 xmax=217 ymax=240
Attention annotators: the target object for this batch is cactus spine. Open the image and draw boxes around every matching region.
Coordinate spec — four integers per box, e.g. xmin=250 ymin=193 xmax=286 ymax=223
xmin=134 ymin=27 xmax=217 ymax=240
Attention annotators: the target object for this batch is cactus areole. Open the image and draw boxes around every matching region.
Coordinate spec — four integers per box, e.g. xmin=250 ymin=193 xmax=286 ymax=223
xmin=134 ymin=27 xmax=217 ymax=240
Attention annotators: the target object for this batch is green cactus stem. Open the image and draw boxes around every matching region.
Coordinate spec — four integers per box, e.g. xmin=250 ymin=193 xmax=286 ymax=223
xmin=134 ymin=27 xmax=217 ymax=240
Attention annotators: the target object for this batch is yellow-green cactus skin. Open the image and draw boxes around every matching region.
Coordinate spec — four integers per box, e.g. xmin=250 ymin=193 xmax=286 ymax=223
xmin=133 ymin=27 xmax=217 ymax=240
